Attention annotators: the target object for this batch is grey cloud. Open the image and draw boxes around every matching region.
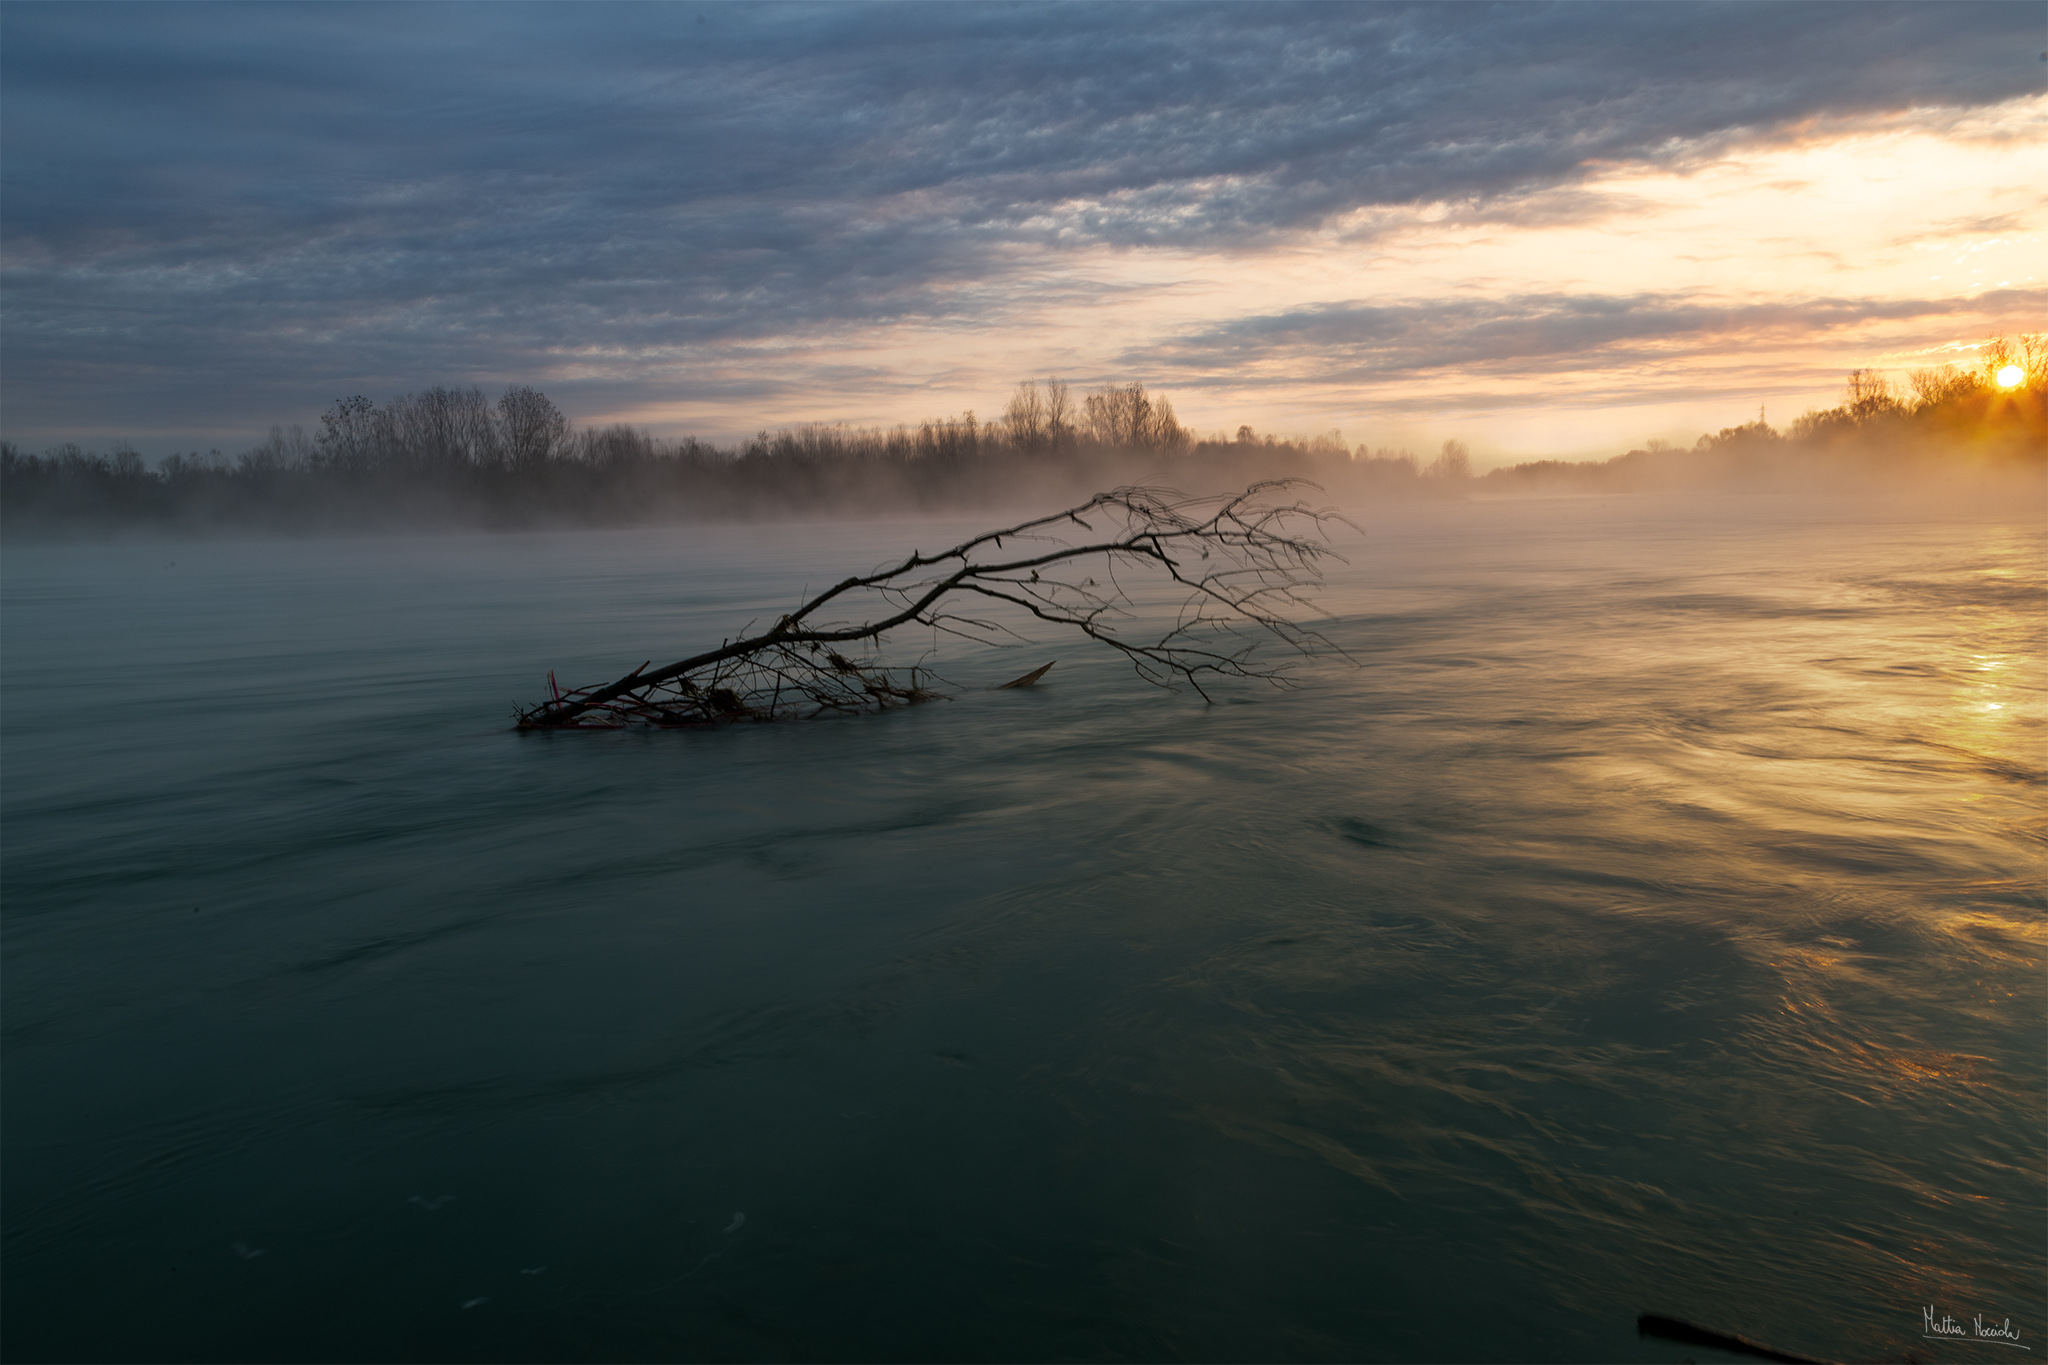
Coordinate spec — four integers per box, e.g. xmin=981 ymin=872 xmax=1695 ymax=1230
xmin=1 ymin=1 xmax=2037 ymax=437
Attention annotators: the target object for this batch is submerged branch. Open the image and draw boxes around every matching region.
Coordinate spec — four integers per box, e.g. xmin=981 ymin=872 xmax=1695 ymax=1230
xmin=515 ymin=481 xmax=1353 ymax=728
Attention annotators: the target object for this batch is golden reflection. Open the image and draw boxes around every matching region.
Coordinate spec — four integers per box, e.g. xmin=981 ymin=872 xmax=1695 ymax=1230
xmin=1930 ymin=634 xmax=2033 ymax=758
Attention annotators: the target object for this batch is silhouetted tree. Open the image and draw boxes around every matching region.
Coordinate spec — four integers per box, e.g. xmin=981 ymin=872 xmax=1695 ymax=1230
xmin=1082 ymin=382 xmax=1189 ymax=451
xmin=498 ymin=385 xmax=569 ymax=466
xmin=1004 ymin=380 xmax=1047 ymax=451
xmin=315 ymin=395 xmax=381 ymax=472
xmin=1044 ymin=378 xmax=1075 ymax=449
xmin=386 ymin=385 xmax=498 ymax=470
xmin=1426 ymin=439 xmax=1471 ymax=481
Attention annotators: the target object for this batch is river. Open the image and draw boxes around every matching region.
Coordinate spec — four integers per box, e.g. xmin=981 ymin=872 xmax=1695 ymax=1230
xmin=3 ymin=491 xmax=2041 ymax=1362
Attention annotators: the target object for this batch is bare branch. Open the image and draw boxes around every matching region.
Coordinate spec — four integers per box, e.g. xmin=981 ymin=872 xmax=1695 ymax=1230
xmin=515 ymin=481 xmax=1354 ymax=728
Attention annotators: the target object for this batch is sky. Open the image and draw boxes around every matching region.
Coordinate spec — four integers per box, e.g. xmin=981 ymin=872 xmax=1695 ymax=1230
xmin=3 ymin=1 xmax=2043 ymax=467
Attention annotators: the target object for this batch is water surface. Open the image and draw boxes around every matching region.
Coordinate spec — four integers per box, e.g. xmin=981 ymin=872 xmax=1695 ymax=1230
xmin=4 ymin=494 xmax=2042 ymax=1362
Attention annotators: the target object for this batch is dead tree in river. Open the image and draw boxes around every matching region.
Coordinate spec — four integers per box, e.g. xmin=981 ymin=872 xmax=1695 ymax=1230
xmin=516 ymin=481 xmax=1351 ymax=728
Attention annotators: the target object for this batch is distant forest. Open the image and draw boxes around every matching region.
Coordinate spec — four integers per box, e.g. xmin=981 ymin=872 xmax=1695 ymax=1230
xmin=4 ymin=337 xmax=2041 ymax=534
xmin=1482 ymin=335 xmax=2045 ymax=500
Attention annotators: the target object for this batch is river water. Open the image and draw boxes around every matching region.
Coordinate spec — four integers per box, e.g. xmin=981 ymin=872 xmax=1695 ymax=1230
xmin=3 ymin=493 xmax=2041 ymax=1363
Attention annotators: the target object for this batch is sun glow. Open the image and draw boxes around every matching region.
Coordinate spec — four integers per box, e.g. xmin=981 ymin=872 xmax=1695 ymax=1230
xmin=598 ymin=94 xmax=2048 ymax=453
xmin=1995 ymin=365 xmax=2024 ymax=388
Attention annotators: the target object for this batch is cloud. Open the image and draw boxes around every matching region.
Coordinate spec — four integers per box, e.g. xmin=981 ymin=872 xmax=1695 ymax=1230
xmin=1134 ymin=288 xmax=2048 ymax=384
xmin=1 ymin=1 xmax=2039 ymax=439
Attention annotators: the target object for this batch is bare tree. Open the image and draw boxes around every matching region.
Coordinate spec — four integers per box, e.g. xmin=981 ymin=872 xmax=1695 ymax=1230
xmin=1044 ymin=378 xmax=1075 ymax=449
xmin=517 ymin=480 xmax=1351 ymax=728
xmin=577 ymin=422 xmax=660 ymax=465
xmin=1147 ymin=392 xmax=1189 ymax=450
xmin=913 ymin=411 xmax=982 ymax=461
xmin=1004 ymin=380 xmax=1046 ymax=451
xmin=1425 ymin=439 xmax=1471 ymax=481
xmin=314 ymin=395 xmax=382 ymax=472
xmin=1083 ymin=382 xmax=1149 ymax=447
xmin=1082 ymin=382 xmax=1189 ymax=451
xmin=1842 ymin=369 xmax=1904 ymax=423
xmin=367 ymin=386 xmax=499 ymax=470
xmin=1909 ymin=364 xmax=1976 ymax=409
xmin=1980 ymin=332 xmax=2045 ymax=388
xmin=240 ymin=424 xmax=315 ymax=472
xmin=498 ymin=385 xmax=569 ymax=466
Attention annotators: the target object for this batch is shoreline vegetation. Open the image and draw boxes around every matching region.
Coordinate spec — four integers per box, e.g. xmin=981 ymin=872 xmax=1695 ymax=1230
xmin=3 ymin=337 xmax=2040 ymax=535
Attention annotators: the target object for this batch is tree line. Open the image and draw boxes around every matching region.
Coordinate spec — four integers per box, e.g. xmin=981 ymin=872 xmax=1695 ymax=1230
xmin=1479 ymin=334 xmax=2044 ymax=496
xmin=4 ymin=336 xmax=2039 ymax=532
xmin=0 ymin=378 xmax=1464 ymax=532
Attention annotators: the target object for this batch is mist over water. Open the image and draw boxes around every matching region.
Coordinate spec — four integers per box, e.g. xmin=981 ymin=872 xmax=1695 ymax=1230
xmin=3 ymin=494 xmax=2041 ymax=1363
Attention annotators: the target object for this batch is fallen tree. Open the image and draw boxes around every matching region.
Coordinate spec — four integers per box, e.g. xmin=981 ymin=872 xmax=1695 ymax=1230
xmin=515 ymin=481 xmax=1351 ymax=728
